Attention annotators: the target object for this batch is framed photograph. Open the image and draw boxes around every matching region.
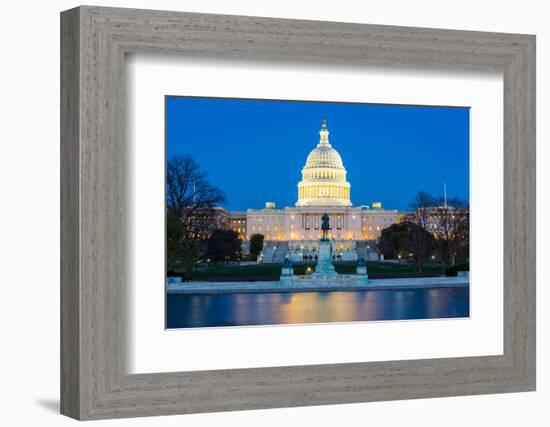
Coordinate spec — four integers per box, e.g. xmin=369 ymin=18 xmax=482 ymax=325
xmin=164 ymin=98 xmax=471 ymax=329
xmin=61 ymin=6 xmax=536 ymax=420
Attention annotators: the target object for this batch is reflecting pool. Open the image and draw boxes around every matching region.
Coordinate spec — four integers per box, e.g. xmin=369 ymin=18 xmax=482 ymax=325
xmin=166 ymin=287 xmax=469 ymax=329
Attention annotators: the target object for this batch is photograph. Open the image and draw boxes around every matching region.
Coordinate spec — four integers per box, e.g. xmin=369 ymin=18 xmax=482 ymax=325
xmin=49 ymin=2 xmax=538 ymax=421
xmin=165 ymin=96 xmax=471 ymax=329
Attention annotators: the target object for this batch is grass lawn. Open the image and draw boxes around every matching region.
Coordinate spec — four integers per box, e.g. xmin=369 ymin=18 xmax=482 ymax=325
xmin=172 ymin=260 xmax=465 ymax=282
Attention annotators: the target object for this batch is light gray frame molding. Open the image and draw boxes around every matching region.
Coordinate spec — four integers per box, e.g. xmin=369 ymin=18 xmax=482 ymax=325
xmin=61 ymin=5 xmax=536 ymax=420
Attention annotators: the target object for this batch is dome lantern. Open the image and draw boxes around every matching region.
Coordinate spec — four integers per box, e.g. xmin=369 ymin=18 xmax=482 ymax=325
xmin=319 ymin=117 xmax=330 ymax=146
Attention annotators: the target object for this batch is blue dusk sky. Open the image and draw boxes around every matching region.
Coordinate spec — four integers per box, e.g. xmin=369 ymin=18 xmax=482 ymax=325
xmin=166 ymin=96 xmax=469 ymax=212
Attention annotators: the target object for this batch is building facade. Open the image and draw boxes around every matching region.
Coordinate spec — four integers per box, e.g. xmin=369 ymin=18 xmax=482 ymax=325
xmin=245 ymin=206 xmax=398 ymax=243
xmin=227 ymin=211 xmax=247 ymax=241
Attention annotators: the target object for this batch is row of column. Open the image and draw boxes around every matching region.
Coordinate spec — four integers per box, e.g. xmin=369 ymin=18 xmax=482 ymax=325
xmin=300 ymin=213 xmax=346 ymax=230
xmin=298 ymin=185 xmax=349 ymax=199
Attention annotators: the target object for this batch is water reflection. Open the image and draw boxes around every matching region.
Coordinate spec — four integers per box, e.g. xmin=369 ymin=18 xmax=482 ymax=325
xmin=166 ymin=288 xmax=469 ymax=329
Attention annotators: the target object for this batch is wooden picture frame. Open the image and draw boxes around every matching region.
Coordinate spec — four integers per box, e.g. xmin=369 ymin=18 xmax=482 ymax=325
xmin=61 ymin=6 xmax=536 ymax=420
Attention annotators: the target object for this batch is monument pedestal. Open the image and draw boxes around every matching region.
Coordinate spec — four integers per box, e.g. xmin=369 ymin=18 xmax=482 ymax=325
xmin=356 ymin=258 xmax=369 ymax=285
xmin=280 ymin=256 xmax=295 ymax=286
xmin=279 ymin=240 xmax=369 ymax=287
xmin=312 ymin=239 xmax=337 ymax=278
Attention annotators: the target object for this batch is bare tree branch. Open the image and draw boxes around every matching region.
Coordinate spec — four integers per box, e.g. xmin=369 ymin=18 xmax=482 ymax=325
xmin=430 ymin=197 xmax=469 ymax=269
xmin=404 ymin=191 xmax=437 ymax=273
xmin=166 ymin=156 xmax=227 ymax=272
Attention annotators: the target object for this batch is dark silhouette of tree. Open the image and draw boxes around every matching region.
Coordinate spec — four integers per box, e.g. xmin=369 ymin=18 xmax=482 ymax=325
xmin=206 ymin=229 xmax=242 ymax=264
xmin=403 ymin=191 xmax=469 ymax=274
xmin=166 ymin=155 xmax=226 ymax=240
xmin=431 ymin=197 xmax=469 ymax=272
xmin=378 ymin=223 xmax=408 ymax=259
xmin=166 ymin=211 xmax=184 ymax=271
xmin=166 ymin=156 xmax=226 ymax=278
xmin=179 ymin=240 xmax=203 ymax=281
xmin=249 ymin=234 xmax=264 ymax=257
xmin=379 ymin=221 xmax=434 ymax=266
xmin=404 ymin=191 xmax=437 ymax=273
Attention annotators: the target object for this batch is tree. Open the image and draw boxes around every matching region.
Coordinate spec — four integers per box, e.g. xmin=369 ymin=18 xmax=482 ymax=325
xmin=407 ymin=222 xmax=436 ymax=270
xmin=165 ymin=156 xmax=227 ymax=279
xmin=166 ymin=211 xmax=203 ymax=279
xmin=179 ymin=239 xmax=203 ymax=281
xmin=404 ymin=191 xmax=437 ymax=273
xmin=249 ymin=234 xmax=264 ymax=257
xmin=378 ymin=222 xmax=410 ymax=259
xmin=166 ymin=155 xmax=226 ymax=240
xmin=206 ymin=229 xmax=242 ymax=264
xmin=379 ymin=221 xmax=434 ymax=266
xmin=430 ymin=197 xmax=469 ymax=272
xmin=166 ymin=211 xmax=184 ymax=271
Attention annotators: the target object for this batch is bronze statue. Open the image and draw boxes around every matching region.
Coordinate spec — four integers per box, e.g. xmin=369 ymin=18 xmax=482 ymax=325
xmin=321 ymin=213 xmax=330 ymax=240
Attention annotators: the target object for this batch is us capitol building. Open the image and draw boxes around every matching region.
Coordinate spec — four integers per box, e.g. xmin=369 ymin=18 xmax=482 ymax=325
xmin=226 ymin=118 xmax=400 ymax=262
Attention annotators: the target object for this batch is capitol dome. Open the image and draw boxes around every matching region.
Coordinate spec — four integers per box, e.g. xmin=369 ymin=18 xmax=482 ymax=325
xmin=304 ymin=142 xmax=345 ymax=169
xmin=296 ymin=118 xmax=352 ymax=207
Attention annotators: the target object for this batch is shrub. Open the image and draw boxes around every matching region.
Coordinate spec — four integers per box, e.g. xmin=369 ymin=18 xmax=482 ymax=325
xmin=445 ymin=266 xmax=458 ymax=277
xmin=249 ymin=234 xmax=264 ymax=257
xmin=455 ymin=261 xmax=470 ymax=271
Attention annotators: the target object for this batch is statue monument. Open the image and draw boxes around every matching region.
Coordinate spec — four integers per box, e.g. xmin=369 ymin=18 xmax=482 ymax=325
xmin=311 ymin=213 xmax=337 ymax=278
xmin=279 ymin=212 xmax=368 ymax=286
xmin=321 ymin=212 xmax=330 ymax=240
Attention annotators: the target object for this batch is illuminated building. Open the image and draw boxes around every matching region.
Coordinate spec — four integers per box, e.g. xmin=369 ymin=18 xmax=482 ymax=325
xmin=229 ymin=118 xmax=400 ymax=262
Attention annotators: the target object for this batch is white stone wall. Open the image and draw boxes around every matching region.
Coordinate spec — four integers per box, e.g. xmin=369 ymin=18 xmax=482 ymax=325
xmin=360 ymin=210 xmax=400 ymax=240
xmin=246 ymin=209 xmax=285 ymax=241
